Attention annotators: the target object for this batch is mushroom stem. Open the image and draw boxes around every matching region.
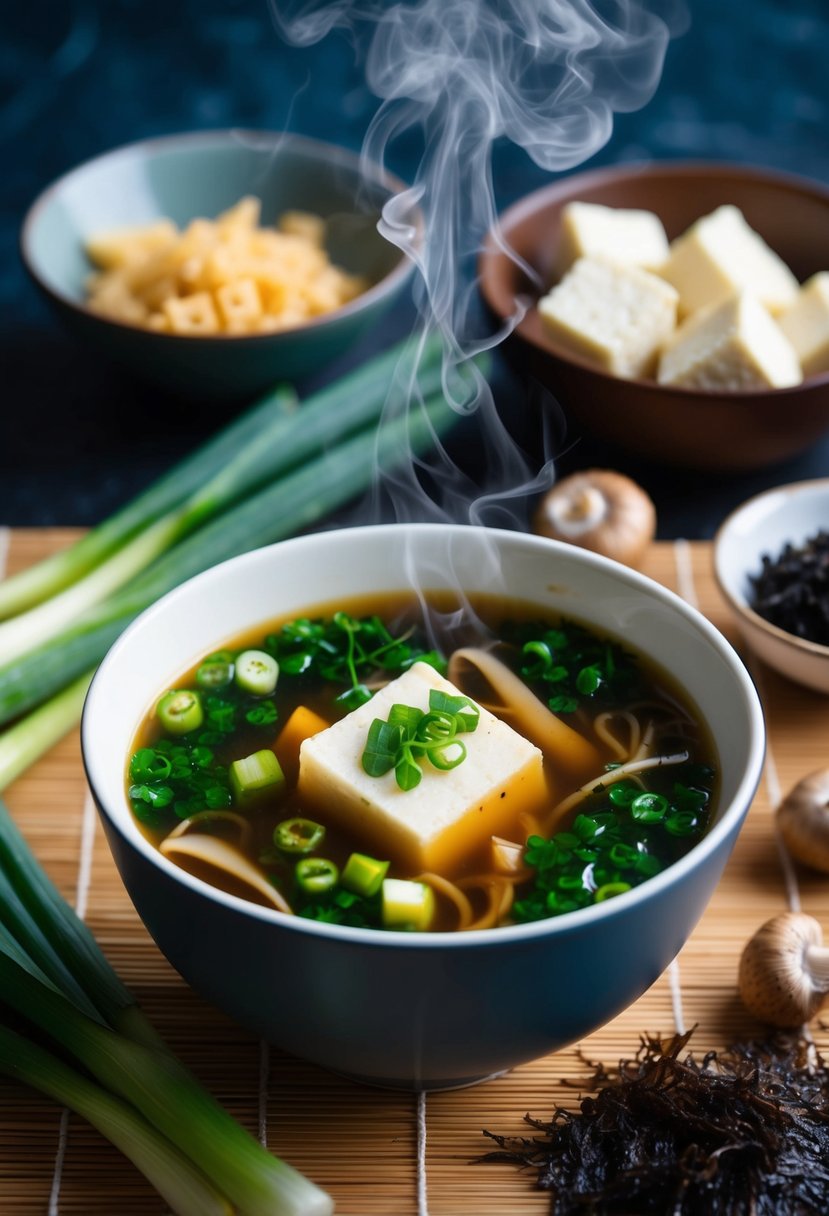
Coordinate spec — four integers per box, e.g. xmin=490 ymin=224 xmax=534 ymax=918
xmin=546 ymin=485 xmax=609 ymax=537
xmin=804 ymin=943 xmax=829 ymax=987
xmin=738 ymin=911 xmax=829 ymax=1028
xmin=532 ymin=469 xmax=656 ymax=569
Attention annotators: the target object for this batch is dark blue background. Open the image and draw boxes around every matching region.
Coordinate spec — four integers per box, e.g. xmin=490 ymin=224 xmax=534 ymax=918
xmin=4 ymin=0 xmax=829 ymax=535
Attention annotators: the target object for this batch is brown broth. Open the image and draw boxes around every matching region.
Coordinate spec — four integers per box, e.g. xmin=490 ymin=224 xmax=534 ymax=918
xmin=127 ymin=591 xmax=718 ymax=930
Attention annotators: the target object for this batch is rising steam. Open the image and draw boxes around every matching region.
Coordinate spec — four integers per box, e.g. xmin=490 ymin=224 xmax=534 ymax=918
xmin=270 ymin=0 xmax=681 ymax=526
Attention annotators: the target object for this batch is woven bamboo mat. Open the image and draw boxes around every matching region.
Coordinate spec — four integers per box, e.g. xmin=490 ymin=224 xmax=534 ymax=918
xmin=2 ymin=528 xmax=827 ymax=1215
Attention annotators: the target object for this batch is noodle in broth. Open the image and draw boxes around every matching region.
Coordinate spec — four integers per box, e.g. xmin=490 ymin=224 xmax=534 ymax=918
xmin=127 ymin=592 xmax=717 ymax=932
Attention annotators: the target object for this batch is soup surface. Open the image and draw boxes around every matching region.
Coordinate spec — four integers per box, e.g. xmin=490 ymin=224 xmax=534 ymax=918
xmin=127 ymin=592 xmax=717 ymax=932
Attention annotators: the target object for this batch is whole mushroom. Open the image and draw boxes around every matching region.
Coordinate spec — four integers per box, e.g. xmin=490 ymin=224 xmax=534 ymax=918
xmin=738 ymin=911 xmax=829 ymax=1027
xmin=776 ymin=767 xmax=829 ymax=872
xmin=533 ymin=469 xmax=656 ymax=569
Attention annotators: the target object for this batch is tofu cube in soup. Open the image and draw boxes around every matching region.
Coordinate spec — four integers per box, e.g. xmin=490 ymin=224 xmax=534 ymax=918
xmin=297 ymin=662 xmax=547 ymax=875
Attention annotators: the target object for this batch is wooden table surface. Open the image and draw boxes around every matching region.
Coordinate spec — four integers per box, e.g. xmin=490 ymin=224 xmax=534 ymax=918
xmin=2 ymin=529 xmax=827 ymax=1215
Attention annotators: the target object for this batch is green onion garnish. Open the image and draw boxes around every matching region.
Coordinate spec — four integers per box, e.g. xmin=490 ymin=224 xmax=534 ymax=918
xmin=295 ymin=857 xmax=339 ymax=894
xmin=361 ymin=688 xmax=480 ymax=791
xmin=156 ymin=689 xmax=204 ymax=735
xmin=229 ymin=749 xmax=286 ymax=806
xmin=273 ymin=818 xmax=325 ymax=855
xmin=234 ymin=649 xmax=279 ymax=696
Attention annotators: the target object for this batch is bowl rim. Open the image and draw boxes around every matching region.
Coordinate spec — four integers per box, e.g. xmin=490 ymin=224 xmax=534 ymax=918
xmin=82 ymin=522 xmax=766 ymax=951
xmin=478 ymin=157 xmax=829 ymax=398
xmin=713 ymin=476 xmax=829 ymax=659
xmin=20 ymin=128 xmax=419 ymax=345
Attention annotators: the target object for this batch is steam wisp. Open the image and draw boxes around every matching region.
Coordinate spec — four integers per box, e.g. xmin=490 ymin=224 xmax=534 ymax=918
xmin=270 ymin=0 xmax=680 ymax=527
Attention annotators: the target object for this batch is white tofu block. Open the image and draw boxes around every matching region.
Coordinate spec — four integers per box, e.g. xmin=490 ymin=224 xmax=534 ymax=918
xmin=297 ymin=662 xmax=547 ymax=875
xmin=538 ymin=256 xmax=679 ymax=378
xmin=777 ymin=272 xmax=829 ymax=377
xmin=657 ymin=292 xmax=802 ymax=391
xmin=555 ymin=201 xmax=670 ymax=277
xmin=658 ymin=205 xmax=799 ymax=317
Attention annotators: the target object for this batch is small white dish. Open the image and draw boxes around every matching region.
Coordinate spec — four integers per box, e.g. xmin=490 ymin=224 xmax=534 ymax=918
xmin=714 ymin=479 xmax=829 ymax=694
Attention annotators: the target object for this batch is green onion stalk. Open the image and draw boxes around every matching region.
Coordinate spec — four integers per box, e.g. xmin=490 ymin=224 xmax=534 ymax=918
xmin=0 ymin=383 xmax=464 ymax=736
xmin=0 ymin=1027 xmax=234 ymax=1216
xmin=0 ymin=799 xmax=332 ymax=1214
xmin=0 ymin=385 xmax=298 ymax=622
xmin=0 ymin=331 xmax=444 ymax=623
xmin=0 ymin=333 xmax=447 ymax=666
xmin=0 ymin=800 xmax=162 ymax=1049
xmin=0 ymin=957 xmax=331 ymax=1216
xmin=0 ymin=670 xmax=93 ymax=792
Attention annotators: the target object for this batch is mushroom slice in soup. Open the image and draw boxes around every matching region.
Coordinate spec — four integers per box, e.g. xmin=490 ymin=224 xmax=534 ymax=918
xmin=160 ymin=834 xmax=292 ymax=914
xmin=447 ymin=647 xmax=601 ymax=780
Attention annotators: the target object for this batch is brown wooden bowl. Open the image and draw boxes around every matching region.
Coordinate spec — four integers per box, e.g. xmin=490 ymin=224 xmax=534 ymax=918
xmin=479 ymin=161 xmax=829 ymax=471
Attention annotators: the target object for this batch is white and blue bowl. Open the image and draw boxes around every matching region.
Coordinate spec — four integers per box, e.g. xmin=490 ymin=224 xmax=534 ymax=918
xmin=82 ymin=524 xmax=765 ymax=1090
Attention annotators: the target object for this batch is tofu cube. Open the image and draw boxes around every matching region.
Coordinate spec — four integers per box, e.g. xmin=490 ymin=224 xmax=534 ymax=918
xmin=658 ymin=205 xmax=799 ymax=317
xmin=777 ymin=272 xmax=829 ymax=377
xmin=555 ymin=201 xmax=670 ymax=277
xmin=657 ymin=291 xmax=802 ymax=391
xmin=538 ymin=255 xmax=678 ymax=378
xmin=297 ymin=662 xmax=547 ymax=875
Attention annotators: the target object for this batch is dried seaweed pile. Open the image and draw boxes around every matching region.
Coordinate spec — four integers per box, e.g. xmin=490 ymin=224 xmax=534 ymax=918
xmin=749 ymin=529 xmax=829 ymax=645
xmin=481 ymin=1029 xmax=829 ymax=1214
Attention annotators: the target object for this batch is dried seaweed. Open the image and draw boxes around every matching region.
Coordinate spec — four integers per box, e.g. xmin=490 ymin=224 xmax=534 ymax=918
xmin=480 ymin=1029 xmax=829 ymax=1214
xmin=749 ymin=530 xmax=829 ymax=645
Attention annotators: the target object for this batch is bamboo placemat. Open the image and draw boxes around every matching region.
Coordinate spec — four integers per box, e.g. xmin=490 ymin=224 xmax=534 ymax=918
xmin=2 ymin=528 xmax=827 ymax=1215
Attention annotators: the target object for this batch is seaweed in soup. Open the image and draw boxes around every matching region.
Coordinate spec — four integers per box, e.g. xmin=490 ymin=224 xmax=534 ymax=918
xmin=126 ymin=594 xmax=716 ymax=932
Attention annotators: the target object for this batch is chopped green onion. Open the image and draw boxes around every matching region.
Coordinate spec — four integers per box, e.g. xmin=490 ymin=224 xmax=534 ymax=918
xmin=594 ymin=881 xmax=632 ymax=902
xmin=235 ymin=650 xmax=279 ymax=696
xmin=341 ymin=852 xmax=389 ymax=898
xmin=630 ymin=792 xmax=669 ymax=823
xmin=666 ymin=810 xmax=700 ymax=836
xmin=295 ymin=857 xmax=339 ymax=894
xmin=229 ymin=750 xmax=285 ymax=806
xmin=196 ymin=654 xmax=234 ymax=690
xmin=156 ymin=690 xmax=204 ymax=735
xmin=608 ymin=842 xmax=639 ymax=868
xmin=608 ymin=783 xmax=638 ymax=808
xmin=381 ymin=878 xmax=435 ymax=931
xmin=361 ymin=688 xmax=479 ymax=791
xmin=273 ymin=818 xmax=325 ymax=855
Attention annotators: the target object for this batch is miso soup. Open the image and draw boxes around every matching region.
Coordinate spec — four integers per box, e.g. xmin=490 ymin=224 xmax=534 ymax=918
xmin=127 ymin=592 xmax=717 ymax=932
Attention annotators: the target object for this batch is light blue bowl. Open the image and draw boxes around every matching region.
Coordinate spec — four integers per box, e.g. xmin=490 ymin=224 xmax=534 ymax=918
xmin=82 ymin=525 xmax=765 ymax=1090
xmin=21 ymin=130 xmax=417 ymax=400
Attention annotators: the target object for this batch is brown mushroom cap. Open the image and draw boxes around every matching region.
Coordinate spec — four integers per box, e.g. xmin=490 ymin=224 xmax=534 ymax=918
xmin=532 ymin=469 xmax=656 ymax=569
xmin=776 ymin=768 xmax=829 ymax=873
xmin=738 ymin=911 xmax=829 ymax=1027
